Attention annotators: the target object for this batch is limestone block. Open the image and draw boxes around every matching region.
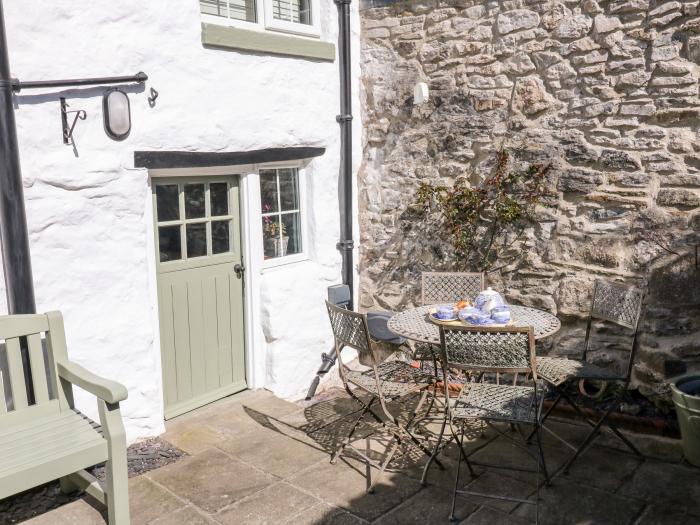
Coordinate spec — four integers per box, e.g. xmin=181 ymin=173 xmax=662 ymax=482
xmin=512 ymin=75 xmax=556 ymax=115
xmin=496 ymin=9 xmax=540 ymax=35
xmin=557 ymin=167 xmax=606 ymax=193
xmin=595 ymin=14 xmax=623 ymax=34
xmin=502 ymin=53 xmax=536 ymax=74
xmin=657 ymin=188 xmax=700 ymax=208
xmin=688 ymin=36 xmax=700 ymax=63
xmin=553 ymin=14 xmax=593 ymax=40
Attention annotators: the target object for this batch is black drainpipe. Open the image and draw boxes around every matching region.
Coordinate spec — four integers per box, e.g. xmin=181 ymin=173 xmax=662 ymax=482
xmin=335 ymin=0 xmax=354 ymax=308
xmin=305 ymin=0 xmax=354 ymax=400
xmin=0 ymin=0 xmax=36 ymax=316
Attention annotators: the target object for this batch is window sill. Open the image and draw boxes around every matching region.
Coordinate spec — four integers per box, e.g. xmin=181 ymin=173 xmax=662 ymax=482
xmin=261 ymin=253 xmax=309 ymax=271
xmin=201 ymin=23 xmax=335 ymax=62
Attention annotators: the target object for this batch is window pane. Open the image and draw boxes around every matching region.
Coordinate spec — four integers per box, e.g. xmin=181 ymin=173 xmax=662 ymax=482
xmin=159 ymin=226 xmax=181 ymax=262
xmin=282 ymin=212 xmax=302 ymax=255
xmin=262 ymin=215 xmax=282 ymax=259
xmin=186 ymin=223 xmax=207 ymax=258
xmin=200 ymin=0 xmax=256 ymax=23
xmin=185 ymin=184 xmax=206 ymax=219
xmin=260 ymin=171 xmax=279 ymax=213
xmin=210 ymin=183 xmax=229 ymax=216
xmin=212 ymin=220 xmax=230 ymax=254
xmin=156 ymin=184 xmax=179 ymax=222
xmin=272 ymin=0 xmax=311 ymax=25
xmin=279 ymin=169 xmax=299 ymax=211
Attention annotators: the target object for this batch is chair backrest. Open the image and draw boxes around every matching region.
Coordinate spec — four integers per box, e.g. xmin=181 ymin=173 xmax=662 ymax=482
xmin=584 ymin=279 xmax=644 ymax=378
xmin=325 ymin=300 xmax=374 ymax=363
xmin=439 ymin=325 xmax=536 ymax=376
xmin=422 ymin=272 xmax=484 ymax=305
xmin=0 ymin=312 xmax=72 ymax=426
xmin=589 ymin=279 xmax=644 ymax=329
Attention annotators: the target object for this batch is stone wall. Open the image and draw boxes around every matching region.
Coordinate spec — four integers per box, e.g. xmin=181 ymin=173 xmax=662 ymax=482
xmin=358 ymin=0 xmax=700 ymax=404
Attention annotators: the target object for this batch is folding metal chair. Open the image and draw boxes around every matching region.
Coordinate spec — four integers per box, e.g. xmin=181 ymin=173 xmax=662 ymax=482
xmin=432 ymin=325 xmax=549 ymax=522
xmin=325 ymin=300 xmax=441 ymax=492
xmin=535 ymin=279 xmax=645 ymax=472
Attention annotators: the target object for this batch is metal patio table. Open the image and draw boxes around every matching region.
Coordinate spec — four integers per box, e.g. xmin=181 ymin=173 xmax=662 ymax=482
xmin=388 ymin=304 xmax=561 ymax=346
xmin=387 ymin=303 xmax=561 ymax=485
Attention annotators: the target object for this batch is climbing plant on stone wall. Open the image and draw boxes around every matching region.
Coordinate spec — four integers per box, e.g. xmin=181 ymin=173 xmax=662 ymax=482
xmin=414 ymin=150 xmax=551 ymax=272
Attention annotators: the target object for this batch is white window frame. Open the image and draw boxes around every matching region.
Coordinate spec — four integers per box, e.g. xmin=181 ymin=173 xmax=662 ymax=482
xmin=257 ymin=163 xmax=308 ymax=269
xmin=200 ymin=0 xmax=320 ymax=39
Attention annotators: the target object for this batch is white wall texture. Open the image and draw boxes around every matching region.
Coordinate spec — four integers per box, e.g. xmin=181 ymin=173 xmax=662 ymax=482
xmin=1 ymin=0 xmax=362 ymax=442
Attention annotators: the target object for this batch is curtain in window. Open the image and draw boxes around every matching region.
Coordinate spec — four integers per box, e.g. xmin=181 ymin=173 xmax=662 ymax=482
xmin=200 ymin=0 xmax=256 ymax=23
xmin=272 ymin=0 xmax=311 ymax=25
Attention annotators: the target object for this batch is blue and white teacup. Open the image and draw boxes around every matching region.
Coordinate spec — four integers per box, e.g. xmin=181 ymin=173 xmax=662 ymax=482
xmin=491 ymin=306 xmax=511 ymax=324
xmin=435 ymin=305 xmax=456 ymax=320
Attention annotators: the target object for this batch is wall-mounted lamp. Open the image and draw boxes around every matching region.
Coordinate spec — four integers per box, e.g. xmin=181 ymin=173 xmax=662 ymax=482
xmin=103 ymin=88 xmax=131 ymax=141
xmin=413 ymin=81 xmax=429 ymax=105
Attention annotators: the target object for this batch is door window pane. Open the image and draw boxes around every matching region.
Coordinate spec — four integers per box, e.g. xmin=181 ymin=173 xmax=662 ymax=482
xmin=186 ymin=223 xmax=207 ymax=258
xmin=212 ymin=220 xmax=230 ymax=254
xmin=159 ymin=226 xmax=182 ymax=262
xmin=184 ymin=184 xmax=206 ymax=219
xmin=156 ymin=185 xmax=179 ymax=222
xmin=281 ymin=212 xmax=301 ymax=255
xmin=210 ymin=183 xmax=229 ymax=216
xmin=260 ymin=171 xmax=279 ymax=213
xmin=200 ymin=0 xmax=256 ymax=23
xmin=279 ymin=169 xmax=299 ymax=211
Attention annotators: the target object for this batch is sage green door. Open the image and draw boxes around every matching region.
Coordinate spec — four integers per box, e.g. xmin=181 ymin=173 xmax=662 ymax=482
xmin=153 ymin=176 xmax=246 ymax=419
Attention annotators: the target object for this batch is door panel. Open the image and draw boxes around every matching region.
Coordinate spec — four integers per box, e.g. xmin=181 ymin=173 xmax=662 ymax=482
xmin=153 ymin=176 xmax=246 ymax=419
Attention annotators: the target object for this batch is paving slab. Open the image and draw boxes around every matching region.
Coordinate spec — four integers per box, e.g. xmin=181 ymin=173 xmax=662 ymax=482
xmin=129 ymin=475 xmax=186 ymax=525
xmin=149 ymin=505 xmax=217 ymax=524
xmin=459 ymin=506 xmax=530 ymax=525
xmin=374 ymin=485 xmax=479 ymax=525
xmin=216 ymin=481 xmax=321 ymax=525
xmin=147 ymin=448 xmax=277 ymax=513
xmin=20 ymin=499 xmax=106 ymax=525
xmin=461 ymin=470 xmax=536 ymax=513
xmin=284 ymin=502 xmax=369 ymax=524
xmin=216 ymin=424 xmax=327 ymax=479
xmin=287 ymin=456 xmax=423 ymax=522
xmin=617 ymin=460 xmax=700 ymax=515
xmin=560 ymin=444 xmax=642 ymax=491
xmin=468 ymin=433 xmax=570 ymax=474
xmin=635 ymin=504 xmax=700 ymax=525
xmin=512 ymin=477 xmax=644 ymax=524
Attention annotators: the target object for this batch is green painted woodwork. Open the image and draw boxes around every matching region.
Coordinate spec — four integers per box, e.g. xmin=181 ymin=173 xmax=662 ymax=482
xmin=0 ymin=311 xmax=130 ymax=524
xmin=153 ymin=176 xmax=247 ymax=420
xmin=201 ymin=23 xmax=336 ymax=61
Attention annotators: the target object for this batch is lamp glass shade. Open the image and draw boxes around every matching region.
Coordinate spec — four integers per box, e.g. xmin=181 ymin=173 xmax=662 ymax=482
xmin=103 ymin=89 xmax=131 ymax=140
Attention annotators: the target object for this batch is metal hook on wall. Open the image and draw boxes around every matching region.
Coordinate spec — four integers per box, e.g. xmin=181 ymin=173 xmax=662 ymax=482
xmin=148 ymin=87 xmax=159 ymax=108
xmin=60 ymin=97 xmax=87 ymax=146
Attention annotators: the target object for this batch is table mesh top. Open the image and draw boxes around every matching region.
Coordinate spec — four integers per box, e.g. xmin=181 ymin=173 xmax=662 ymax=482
xmin=388 ymin=304 xmax=561 ymax=345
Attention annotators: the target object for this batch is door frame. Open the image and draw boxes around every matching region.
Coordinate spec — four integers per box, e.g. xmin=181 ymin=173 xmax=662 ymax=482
xmin=147 ymin=165 xmax=261 ymax=418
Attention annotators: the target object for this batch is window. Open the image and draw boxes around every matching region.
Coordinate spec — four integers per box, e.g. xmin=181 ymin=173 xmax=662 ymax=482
xmin=200 ymin=0 xmax=320 ymax=37
xmin=260 ymin=168 xmax=303 ymax=261
xmin=155 ymin=181 xmax=235 ymax=263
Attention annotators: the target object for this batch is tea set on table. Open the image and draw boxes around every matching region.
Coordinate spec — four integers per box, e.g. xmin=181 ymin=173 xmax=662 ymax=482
xmin=429 ymin=287 xmax=512 ymax=326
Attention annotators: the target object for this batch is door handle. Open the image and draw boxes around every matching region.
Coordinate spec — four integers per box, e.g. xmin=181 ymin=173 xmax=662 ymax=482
xmin=234 ymin=263 xmax=245 ymax=279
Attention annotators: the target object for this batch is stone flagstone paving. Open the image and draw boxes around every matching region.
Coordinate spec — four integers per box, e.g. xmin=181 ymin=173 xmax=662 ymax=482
xmin=12 ymin=388 xmax=700 ymax=525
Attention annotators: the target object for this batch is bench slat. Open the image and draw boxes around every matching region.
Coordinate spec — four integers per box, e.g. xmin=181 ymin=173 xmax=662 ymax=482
xmin=0 ymin=371 xmax=6 ymax=415
xmin=1 ymin=414 xmax=99 ymax=454
xmin=0 ymin=314 xmax=49 ymax=340
xmin=27 ymin=333 xmax=49 ymax=404
xmin=5 ymin=337 xmax=28 ymax=410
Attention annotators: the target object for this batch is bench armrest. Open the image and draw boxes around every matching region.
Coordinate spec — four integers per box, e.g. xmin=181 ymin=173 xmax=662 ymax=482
xmin=57 ymin=360 xmax=128 ymax=404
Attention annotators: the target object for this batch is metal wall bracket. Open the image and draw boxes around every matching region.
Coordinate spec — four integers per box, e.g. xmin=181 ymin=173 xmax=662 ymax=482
xmin=60 ymin=97 xmax=86 ymax=146
xmin=336 ymin=239 xmax=355 ymax=251
xmin=148 ymin=87 xmax=159 ymax=107
xmin=335 ymin=114 xmax=353 ymax=123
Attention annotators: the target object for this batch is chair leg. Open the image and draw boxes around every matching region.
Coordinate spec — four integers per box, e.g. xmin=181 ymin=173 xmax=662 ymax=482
xmin=420 ymin=406 xmax=448 ymax=486
xmin=449 ymin=424 xmax=466 ymax=522
xmin=560 ymin=397 xmax=618 ymax=474
xmin=59 ymin=476 xmax=78 ymax=495
xmin=527 ymin=389 xmax=562 ymax=442
xmin=331 ymin=398 xmax=374 ymax=464
xmin=367 ymin=435 xmax=400 ymax=494
xmin=99 ymin=401 xmax=130 ymax=525
xmin=534 ymin=422 xmax=550 ymax=486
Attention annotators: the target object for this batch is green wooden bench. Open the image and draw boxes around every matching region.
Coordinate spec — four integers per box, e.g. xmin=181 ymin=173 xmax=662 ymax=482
xmin=0 ymin=311 xmax=130 ymax=524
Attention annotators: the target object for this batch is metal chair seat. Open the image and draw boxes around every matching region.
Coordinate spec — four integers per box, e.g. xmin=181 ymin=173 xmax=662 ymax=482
xmin=346 ymin=360 xmax=435 ymax=400
xmin=537 ymin=356 xmax=622 ymax=386
xmin=453 ymin=382 xmax=542 ymax=424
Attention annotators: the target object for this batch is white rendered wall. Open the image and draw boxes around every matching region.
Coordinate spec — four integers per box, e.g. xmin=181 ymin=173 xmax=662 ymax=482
xmin=0 ymin=0 xmax=361 ymax=442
